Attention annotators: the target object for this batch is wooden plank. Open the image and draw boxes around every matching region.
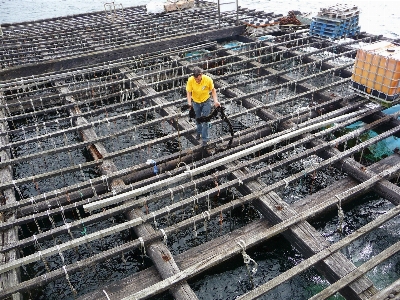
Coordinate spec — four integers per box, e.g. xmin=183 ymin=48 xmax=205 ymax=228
xmin=318 ymin=145 xmax=400 ymax=206
xmin=369 ymin=277 xmax=400 ymax=300
xmin=292 ymin=154 xmax=400 ymax=214
xmin=0 ymin=26 xmax=245 ymax=81
xmin=83 ymin=111 xmax=361 ymax=212
xmin=121 ymin=165 xmax=400 ymax=299
xmin=128 ymin=209 xmax=198 ymax=300
xmin=78 ymin=219 xmax=270 ymax=300
xmin=2 ymin=163 xmax=399 ymax=299
xmin=258 ymin=193 xmax=376 ymax=298
xmin=73 ymin=87 xmax=198 ymax=300
xmin=309 ymin=240 xmax=400 ymax=300
xmin=237 ymin=204 xmax=400 ymax=299
xmin=238 ymin=176 xmax=376 ymax=299
xmin=0 ymin=216 xmax=144 ymax=275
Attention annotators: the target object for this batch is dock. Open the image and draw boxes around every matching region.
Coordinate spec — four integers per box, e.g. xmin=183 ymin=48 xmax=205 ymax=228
xmin=0 ymin=1 xmax=400 ymax=299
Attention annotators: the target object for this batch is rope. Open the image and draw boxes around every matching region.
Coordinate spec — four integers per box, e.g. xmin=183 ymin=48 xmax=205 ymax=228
xmin=237 ymin=240 xmax=258 ymax=275
xmin=160 ymin=229 xmax=167 ymax=245
xmin=336 ymin=195 xmax=345 ymax=233
xmin=138 ymin=237 xmax=147 ymax=258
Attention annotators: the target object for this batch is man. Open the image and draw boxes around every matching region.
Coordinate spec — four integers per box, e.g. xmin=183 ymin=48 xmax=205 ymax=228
xmin=186 ymin=67 xmax=220 ymax=146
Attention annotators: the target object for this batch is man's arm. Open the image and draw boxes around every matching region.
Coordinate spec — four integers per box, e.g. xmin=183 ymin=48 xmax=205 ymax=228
xmin=211 ymin=88 xmax=220 ymax=107
xmin=187 ymin=91 xmax=192 ymax=108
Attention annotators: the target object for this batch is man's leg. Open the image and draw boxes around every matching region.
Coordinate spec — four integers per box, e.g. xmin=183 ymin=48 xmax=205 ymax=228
xmin=201 ymin=100 xmax=211 ymax=143
xmin=193 ymin=102 xmax=203 ymax=138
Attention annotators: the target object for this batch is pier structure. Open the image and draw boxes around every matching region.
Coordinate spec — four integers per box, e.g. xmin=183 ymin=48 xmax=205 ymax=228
xmin=1 ymin=1 xmax=400 ymax=299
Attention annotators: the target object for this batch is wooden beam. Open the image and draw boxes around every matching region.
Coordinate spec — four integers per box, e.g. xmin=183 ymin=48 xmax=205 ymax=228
xmin=83 ymin=111 xmax=360 ymax=212
xmin=0 ymin=26 xmax=245 ymax=81
xmin=368 ymin=277 xmax=400 ymax=300
xmin=120 ymin=164 xmax=400 ymax=299
xmin=309 ymin=240 xmax=400 ymax=300
xmin=237 ymin=204 xmax=400 ymax=299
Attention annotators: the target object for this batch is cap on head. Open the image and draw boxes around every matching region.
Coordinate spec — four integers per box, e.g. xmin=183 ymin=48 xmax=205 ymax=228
xmin=193 ymin=67 xmax=202 ymax=77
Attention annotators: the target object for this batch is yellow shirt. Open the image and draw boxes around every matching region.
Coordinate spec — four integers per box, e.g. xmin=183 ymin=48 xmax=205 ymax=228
xmin=186 ymin=74 xmax=214 ymax=103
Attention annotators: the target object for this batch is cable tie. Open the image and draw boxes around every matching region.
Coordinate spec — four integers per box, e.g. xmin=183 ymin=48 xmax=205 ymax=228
xmin=152 ymin=212 xmax=158 ymax=229
xmin=283 ymin=178 xmax=289 ymax=188
xmin=203 ymin=211 xmax=210 ymax=221
xmin=237 ymin=239 xmax=246 ymax=251
xmin=57 ymin=245 xmax=65 ymax=263
xmin=160 ymin=228 xmax=167 ymax=244
xmin=139 ymin=237 xmax=145 ymax=249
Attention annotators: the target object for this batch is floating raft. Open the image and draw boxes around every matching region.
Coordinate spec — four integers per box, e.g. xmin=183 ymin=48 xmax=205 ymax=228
xmin=0 ymin=1 xmax=400 ymax=300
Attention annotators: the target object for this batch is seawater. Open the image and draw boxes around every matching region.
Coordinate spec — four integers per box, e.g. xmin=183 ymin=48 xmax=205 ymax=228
xmin=1 ymin=0 xmax=400 ymax=299
xmin=1 ymin=0 xmax=399 ymax=39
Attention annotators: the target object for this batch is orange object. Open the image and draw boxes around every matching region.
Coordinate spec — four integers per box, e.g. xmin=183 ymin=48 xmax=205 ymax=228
xmin=352 ymin=41 xmax=400 ymax=98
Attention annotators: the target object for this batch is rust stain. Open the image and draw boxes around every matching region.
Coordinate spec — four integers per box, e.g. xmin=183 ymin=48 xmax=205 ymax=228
xmin=161 ymin=253 xmax=171 ymax=261
xmin=87 ymin=144 xmax=103 ymax=159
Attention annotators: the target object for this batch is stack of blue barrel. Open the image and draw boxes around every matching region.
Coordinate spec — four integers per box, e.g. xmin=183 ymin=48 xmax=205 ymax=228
xmin=309 ymin=4 xmax=360 ymax=39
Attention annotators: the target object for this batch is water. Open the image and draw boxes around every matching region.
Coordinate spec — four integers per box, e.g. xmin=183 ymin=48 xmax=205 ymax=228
xmin=1 ymin=0 xmax=399 ymax=39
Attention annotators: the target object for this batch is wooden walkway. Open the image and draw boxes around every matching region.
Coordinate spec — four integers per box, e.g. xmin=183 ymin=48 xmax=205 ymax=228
xmin=0 ymin=1 xmax=400 ymax=299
